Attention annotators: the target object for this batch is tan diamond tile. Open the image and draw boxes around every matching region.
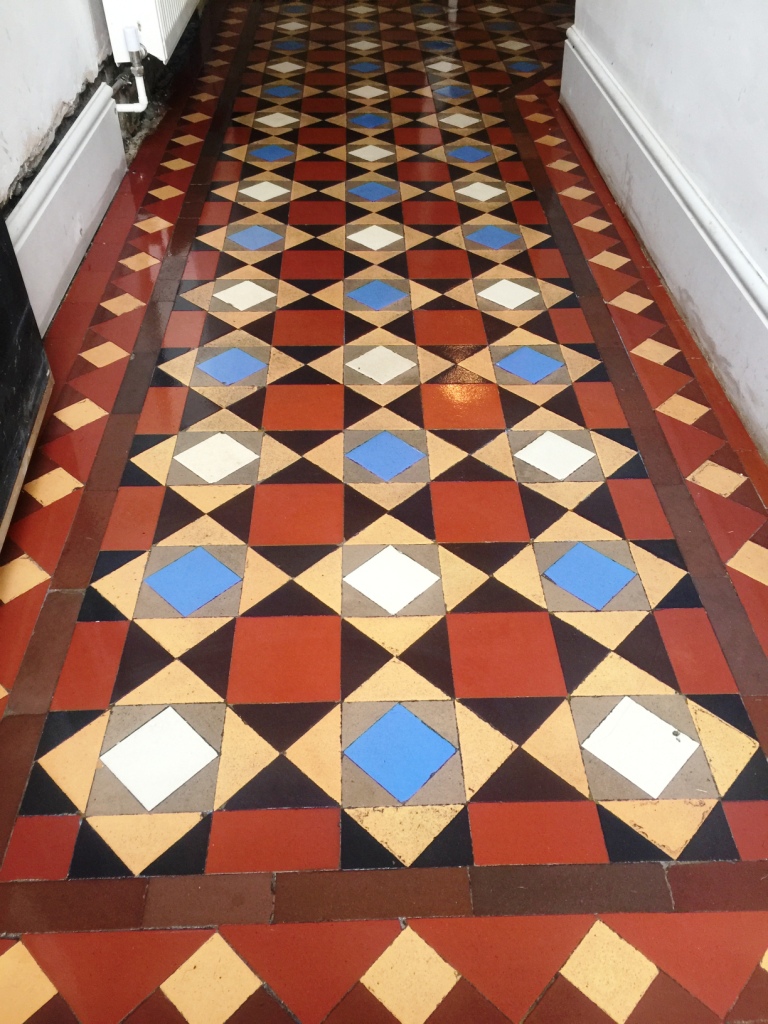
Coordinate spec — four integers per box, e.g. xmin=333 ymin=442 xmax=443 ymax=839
xmin=0 ymin=942 xmax=58 ymax=1024
xmin=575 ymin=216 xmax=612 ymax=232
xmin=134 ymin=215 xmax=173 ymax=233
xmin=560 ymin=921 xmax=658 ymax=1023
xmin=183 ymin=112 xmax=212 ymax=123
xmin=0 ymin=555 xmax=50 ymax=604
xmin=163 ymin=158 xmax=194 ymax=171
xmin=526 ymin=112 xmax=554 ymax=123
xmin=590 ymin=250 xmax=630 ymax=270
xmin=632 ymin=338 xmax=678 ymax=365
xmin=549 ymin=159 xmax=578 ymax=171
xmin=82 ymin=341 xmax=129 ymax=368
xmin=537 ymin=134 xmax=566 ymax=147
xmin=609 ymin=291 xmax=654 ymax=314
xmin=174 ymin=134 xmax=205 ymax=146
xmin=54 ymin=398 xmax=107 ymax=430
xmin=192 ymin=92 xmax=216 ymax=102
xmin=689 ymin=460 xmax=746 ymax=497
xmin=560 ymin=186 xmax=594 ymax=200
xmin=101 ymin=293 xmax=145 ymax=316
xmin=361 ymin=927 xmax=459 ymax=1024
xmin=120 ymin=252 xmax=160 ymax=271
xmin=150 ymin=185 xmax=184 ymax=200
xmin=23 ymin=467 xmax=82 ymax=507
xmin=657 ymin=393 xmax=708 ymax=424
xmin=728 ymin=540 xmax=768 ymax=587
xmin=160 ymin=934 xmax=261 ymax=1024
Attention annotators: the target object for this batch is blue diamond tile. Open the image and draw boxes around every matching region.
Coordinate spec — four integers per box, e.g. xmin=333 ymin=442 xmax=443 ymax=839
xmin=349 ymin=21 xmax=377 ymax=31
xmin=351 ymin=113 xmax=388 ymax=129
xmin=422 ymin=39 xmax=453 ymax=51
xmin=435 ymin=86 xmax=470 ymax=98
xmin=498 ymin=347 xmax=563 ymax=383
xmin=349 ymin=181 xmax=398 ymax=202
xmin=544 ymin=543 xmax=637 ymax=610
xmin=229 ymin=225 xmax=282 ymax=251
xmin=198 ymin=349 xmax=266 ymax=385
xmin=344 ymin=704 xmax=456 ymax=802
xmin=450 ymin=145 xmax=490 ymax=163
xmin=467 ymin=225 xmax=521 ymax=250
xmin=487 ymin=21 xmax=518 ymax=31
xmin=349 ymin=61 xmax=381 ymax=73
xmin=264 ymin=85 xmax=300 ymax=98
xmin=347 ymin=432 xmax=426 ymax=481
xmin=249 ymin=145 xmax=293 ymax=162
xmin=274 ymin=38 xmax=305 ymax=51
xmin=146 ymin=549 xmax=241 ymax=616
xmin=508 ymin=60 xmax=542 ymax=73
xmin=348 ymin=280 xmax=406 ymax=310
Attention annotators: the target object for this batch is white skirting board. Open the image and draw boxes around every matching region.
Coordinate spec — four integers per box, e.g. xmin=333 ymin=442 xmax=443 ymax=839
xmin=561 ymin=29 xmax=768 ymax=456
xmin=6 ymin=83 xmax=127 ymax=335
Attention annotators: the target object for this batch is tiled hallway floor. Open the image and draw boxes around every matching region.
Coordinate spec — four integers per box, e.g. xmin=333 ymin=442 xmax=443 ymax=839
xmin=3 ymin=0 xmax=768 ymax=1020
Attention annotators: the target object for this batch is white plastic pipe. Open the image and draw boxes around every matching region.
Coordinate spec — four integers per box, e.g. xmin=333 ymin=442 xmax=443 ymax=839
xmin=115 ymin=73 xmax=148 ymax=113
xmin=115 ymin=25 xmax=149 ymax=113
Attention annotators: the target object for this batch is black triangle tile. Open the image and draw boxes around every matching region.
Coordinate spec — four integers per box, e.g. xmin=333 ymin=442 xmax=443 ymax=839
xmin=594 ymin=428 xmax=639 ymax=452
xmin=224 ymin=756 xmax=336 ymax=809
xmin=382 ymin=313 xmax=416 ymax=343
xmin=254 ymin=544 xmax=337 ymax=577
xmin=412 ymin=807 xmax=473 ymax=867
xmin=276 ymin=366 xmax=335 ymax=386
xmin=632 ymin=539 xmax=687 ymax=570
xmin=344 ymin=389 xmax=383 ymax=428
xmin=573 ymin=484 xmax=624 ymax=537
xmin=579 ymin=364 xmax=611 ymax=383
xmin=431 ymin=429 xmax=500 ymax=454
xmin=153 ymin=490 xmax=202 ymax=544
xmin=345 ymin=487 xmax=385 ymax=539
xmin=452 ymin=578 xmax=542 ymax=613
xmin=655 ymin=576 xmax=702 ymax=609
xmin=543 ymin=386 xmax=585 ymax=427
xmin=615 ymin=617 xmax=678 ymax=689
xmin=341 ymin=811 xmax=401 ymax=868
xmin=399 ymin=618 xmax=454 ymax=696
xmin=499 ymin=389 xmax=539 ymax=427
xmin=610 ymin=454 xmax=648 ymax=479
xmin=243 ymin=580 xmax=338 ymax=617
xmin=78 ymin=588 xmax=128 ymax=623
xmin=519 ymin=484 xmax=567 ymax=537
xmin=677 ymin=803 xmax=739 ymax=861
xmin=69 ymin=820 xmax=133 ymax=878
xmin=517 ymin=311 xmax=558 ymax=343
xmin=36 ymin=711 xmax=105 ymax=758
xmin=384 ymin=388 xmax=424 ymax=426
xmin=111 ymin=623 xmax=175 ymax=700
xmin=270 ymin=430 xmax=338 ymax=456
xmin=461 ymin=697 xmax=565 ymax=744
xmin=389 ymin=487 xmax=434 ymax=538
xmin=236 ymin=702 xmax=336 ymax=750
xmin=435 ymin=455 xmax=510 ymax=482
xmin=686 ymin=695 xmax=757 ymax=738
xmin=19 ymin=766 xmax=80 ymax=816
xmin=208 ymin=489 xmax=254 ymax=542
xmin=344 ymin=312 xmax=381 ymax=341
xmin=180 ymin=390 xmax=221 ymax=430
xmin=472 ymin=747 xmax=584 ymax=802
xmin=550 ymin=616 xmax=608 ymax=692
xmin=444 ymin=543 xmax=527 ymax=574
xmin=179 ymin=620 xmax=235 ymax=697
xmin=142 ymin=815 xmax=212 ymax=875
xmin=597 ymin=804 xmax=669 ymax=862
xmin=431 ymin=366 xmax=489 ymax=385
xmin=268 ymin=459 xmax=341 ymax=485
xmin=226 ymin=390 xmax=266 ymax=429
xmin=723 ymin=752 xmax=768 ymax=801
xmin=342 ymin=620 xmax=392 ymax=698
xmin=120 ymin=462 xmax=161 ymax=487
xmin=91 ymin=550 xmax=145 ymax=583
xmin=150 ymin=367 xmax=185 ymax=388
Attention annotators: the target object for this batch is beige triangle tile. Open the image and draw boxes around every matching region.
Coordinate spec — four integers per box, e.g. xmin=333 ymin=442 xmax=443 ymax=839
xmin=728 ymin=541 xmax=768 ymax=587
xmin=0 ymin=942 xmax=58 ymax=1023
xmin=456 ymin=702 xmax=515 ymax=799
xmin=286 ymin=706 xmax=342 ymax=802
xmin=135 ymin=618 xmax=232 ymax=658
xmin=258 ymin=434 xmax=301 ymax=479
xmin=591 ymin=432 xmax=637 ymax=477
xmin=555 ymin=611 xmax=648 ymax=650
xmin=346 ymin=805 xmax=463 ymax=866
xmin=347 ymin=482 xmax=425 ymax=510
xmin=197 ymin=228 xmax=227 ymax=250
xmin=439 ymin=547 xmax=487 ymax=610
xmin=304 ymin=434 xmax=344 ymax=479
xmin=0 ymin=555 xmax=50 ymax=603
xmin=410 ymin=282 xmax=443 ymax=309
xmin=346 ymin=660 xmax=449 ymax=703
xmin=294 ymin=549 xmax=342 ymax=613
xmin=418 ymin=348 xmax=453 ymax=382
xmin=89 ymin=813 xmax=202 ymax=874
xmin=426 ymin=431 xmax=466 ymax=476
xmin=599 ymin=800 xmax=717 ymax=859
xmin=347 ymin=514 xmax=431 ymax=545
xmin=309 ymin=348 xmax=344 ymax=382
xmin=157 ymin=516 xmax=243 ymax=547
xmin=523 ymin=702 xmax=590 ymax=796
xmin=187 ymin=410 xmax=258 ymax=432
xmin=539 ymin=280 xmax=572 ymax=307
xmin=572 ymin=652 xmax=675 ymax=696
xmin=444 ymin=281 xmax=478 ymax=308
xmin=181 ymin=282 xmax=217 ymax=309
xmin=347 ymin=384 xmax=417 ymax=408
xmin=561 ymin=347 xmax=599 ymax=381
xmin=536 ymin=511 xmax=620 ymax=543
xmin=214 ymin=708 xmax=278 ymax=808
xmin=132 ymin=437 xmax=176 ymax=484
xmin=350 ymin=408 xmax=419 ymax=432
xmin=38 ymin=713 xmax=109 ymax=813
xmin=239 ymin=550 xmax=290 ymax=613
xmin=525 ymin=482 xmax=602 ymax=510
xmin=458 ymin=348 xmax=495 ymax=381
xmin=117 ymin=662 xmax=223 ymax=705
xmin=629 ymin=543 xmax=686 ymax=607
xmin=473 ymin=433 xmax=516 ymax=477
xmin=346 ymin=616 xmax=441 ymax=656
xmin=92 ymin=552 xmax=149 ymax=618
xmin=494 ymin=546 xmax=547 ymax=607
xmin=687 ymin=701 xmax=759 ymax=796
xmin=159 ymin=350 xmax=198 ymax=385
xmin=513 ymin=407 xmax=582 ymax=431
xmin=505 ymin=384 xmax=568 ymax=407
xmin=170 ymin=485 xmax=249 ymax=514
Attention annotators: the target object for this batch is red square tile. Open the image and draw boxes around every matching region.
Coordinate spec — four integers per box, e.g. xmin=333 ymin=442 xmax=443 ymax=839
xmin=199 ymin=201 xmax=231 ymax=225
xmin=397 ymin=161 xmax=451 ymax=183
xmin=272 ymin=310 xmax=344 ymax=346
xmin=431 ymin=481 xmax=528 ymax=542
xmin=414 ymin=310 xmax=486 ymax=346
xmin=0 ymin=816 xmax=81 ymax=880
xmin=469 ymin=802 xmax=608 ymax=865
xmin=249 ymin=483 xmax=344 ymax=544
xmin=207 ymin=809 xmax=339 ymax=872
xmin=293 ymin=161 xmax=348 ymax=182
xmin=183 ymin=252 xmax=220 ymax=280
xmin=653 ymin=609 xmax=738 ymax=694
xmin=395 ymin=127 xmax=443 ymax=146
xmin=447 ymin=612 xmax=566 ymax=696
xmin=722 ymin=804 xmax=768 ymax=860
xmin=498 ymin=160 xmax=528 ymax=183
xmin=262 ymin=385 xmax=345 ymax=430
xmin=607 ymin=479 xmax=674 ymax=539
xmin=288 ymin=201 xmax=346 ymax=225
xmin=213 ymin=160 xmax=243 ymax=181
xmin=137 ymin=388 xmax=187 ymax=433
xmin=229 ymin=617 xmax=341 ymax=702
xmin=101 ymin=487 xmax=165 ymax=550
xmin=550 ymin=308 xmax=593 ymax=345
xmin=513 ymin=201 xmax=547 ymax=224
xmin=574 ymin=383 xmax=628 ymax=428
xmin=8 ymin=491 xmax=81 ymax=574
xmin=298 ymin=128 xmax=347 ymax=145
xmin=52 ymin=621 xmax=129 ymax=709
xmin=0 ymin=584 xmax=48 ymax=692
xmin=281 ymin=250 xmax=344 ymax=280
xmin=422 ymin=385 xmax=505 ymax=429
xmin=302 ymin=98 xmax=345 ymax=113
xmin=401 ymin=201 xmax=461 ymax=225
xmin=406 ymin=250 xmax=471 ymax=279
xmin=529 ymin=249 xmax=569 ymax=279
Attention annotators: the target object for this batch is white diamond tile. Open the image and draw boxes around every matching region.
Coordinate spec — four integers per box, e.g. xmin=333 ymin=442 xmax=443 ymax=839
xmin=420 ymin=21 xmax=447 ymax=31
xmin=350 ymin=39 xmax=378 ymax=51
xmin=477 ymin=279 xmax=538 ymax=310
xmin=256 ymin=112 xmax=299 ymax=128
xmin=456 ymin=182 xmax=505 ymax=202
xmin=350 ymin=84 xmax=387 ymax=99
xmin=174 ymin=434 xmax=259 ymax=483
xmin=348 ymin=225 xmax=402 ymax=250
xmin=240 ymin=181 xmax=290 ymax=202
xmin=427 ymin=61 xmax=461 ymax=73
xmin=348 ymin=3 xmax=375 ymax=12
xmin=347 ymin=348 xmax=416 ymax=384
xmin=269 ymin=61 xmax=302 ymax=73
xmin=515 ymin=431 xmax=595 ymax=480
xmin=440 ymin=113 xmax=480 ymax=128
xmin=499 ymin=38 xmax=530 ymax=51
xmin=101 ymin=708 xmax=218 ymax=811
xmin=344 ymin=546 xmax=440 ymax=614
xmin=214 ymin=281 xmax=273 ymax=310
xmin=278 ymin=20 xmax=307 ymax=30
xmin=582 ymin=697 xmax=700 ymax=799
xmin=350 ymin=145 xmax=391 ymax=162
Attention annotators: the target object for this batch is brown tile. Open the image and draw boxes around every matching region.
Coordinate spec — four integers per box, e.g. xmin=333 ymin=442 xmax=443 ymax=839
xmin=470 ymin=865 xmax=673 ymax=915
xmin=667 ymin=862 xmax=768 ymax=912
xmin=26 ymin=994 xmax=80 ymax=1024
xmin=744 ymin=696 xmax=768 ymax=751
xmin=124 ymin=990 xmax=187 ymax=1024
xmin=0 ymin=879 xmax=147 ymax=932
xmin=426 ymin=978 xmax=513 ymax=1023
xmin=144 ymin=873 xmax=273 ymax=927
xmin=5 ymin=591 xmax=82 ymax=716
xmin=524 ymin=975 xmax=613 ymax=1024
xmin=0 ymin=714 xmax=45 ymax=855
xmin=324 ymin=983 xmax=400 ymax=1024
xmin=83 ymin=413 xmax=141 ymax=492
xmin=725 ymin=964 xmax=768 ymax=1023
xmin=627 ymin=972 xmax=720 ymax=1024
xmin=273 ymin=867 xmax=472 ymax=922
xmin=49 ymin=490 xmax=116 ymax=591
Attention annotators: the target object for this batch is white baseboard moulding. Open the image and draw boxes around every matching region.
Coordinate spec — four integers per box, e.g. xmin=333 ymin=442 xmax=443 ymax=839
xmin=6 ymin=82 xmax=127 ymax=335
xmin=561 ymin=27 xmax=768 ymax=457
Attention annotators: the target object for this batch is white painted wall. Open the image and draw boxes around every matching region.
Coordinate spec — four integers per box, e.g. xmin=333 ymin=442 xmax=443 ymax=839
xmin=0 ymin=0 xmax=112 ymax=205
xmin=562 ymin=0 xmax=768 ymax=452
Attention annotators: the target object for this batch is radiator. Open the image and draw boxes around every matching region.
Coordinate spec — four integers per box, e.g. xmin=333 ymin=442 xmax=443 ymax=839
xmin=102 ymin=0 xmax=200 ymax=64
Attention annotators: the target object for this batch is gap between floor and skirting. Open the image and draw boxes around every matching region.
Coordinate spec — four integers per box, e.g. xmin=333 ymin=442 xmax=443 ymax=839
xmin=561 ymin=27 xmax=768 ymax=458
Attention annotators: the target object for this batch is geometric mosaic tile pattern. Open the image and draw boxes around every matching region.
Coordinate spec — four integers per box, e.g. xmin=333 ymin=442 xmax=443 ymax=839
xmin=2 ymin=0 xmax=768 ymax=913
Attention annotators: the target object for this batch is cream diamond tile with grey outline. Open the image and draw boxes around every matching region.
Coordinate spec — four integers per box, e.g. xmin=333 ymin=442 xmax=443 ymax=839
xmin=510 ymin=430 xmax=602 ymax=483
xmin=345 ymin=345 xmax=419 ymax=386
xmin=342 ymin=544 xmax=444 ymax=616
xmin=168 ymin=433 xmax=263 ymax=485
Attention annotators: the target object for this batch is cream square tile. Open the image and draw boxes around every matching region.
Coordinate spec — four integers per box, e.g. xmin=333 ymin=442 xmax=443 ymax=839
xmin=631 ymin=338 xmax=678 ymax=365
xmin=0 ymin=942 xmax=58 ymax=1024
xmin=0 ymin=554 xmax=49 ymax=603
xmin=575 ymin=216 xmax=612 ymax=232
xmin=163 ymin=158 xmax=194 ymax=171
xmin=120 ymin=252 xmax=160 ymax=271
xmin=609 ymin=291 xmax=653 ymax=314
xmin=54 ymin=398 xmax=107 ymax=430
xmin=728 ymin=540 xmax=768 ymax=587
xmin=689 ymin=460 xmax=746 ymax=497
xmin=161 ymin=934 xmax=261 ymax=1024
xmin=590 ymin=250 xmax=630 ymax=269
xmin=101 ymin=293 xmax=146 ymax=316
xmin=560 ymin=185 xmax=594 ymax=200
xmin=23 ymin=467 xmax=82 ymax=507
xmin=81 ymin=341 xmax=129 ymax=367
xmin=150 ymin=185 xmax=184 ymax=200
xmin=657 ymin=393 xmax=708 ymax=424
xmin=537 ymin=134 xmax=566 ymax=147
xmin=362 ymin=928 xmax=459 ymax=1024
xmin=135 ymin=215 xmax=174 ymax=232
